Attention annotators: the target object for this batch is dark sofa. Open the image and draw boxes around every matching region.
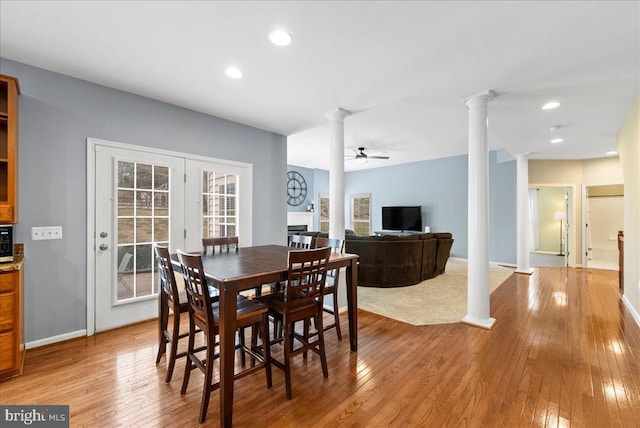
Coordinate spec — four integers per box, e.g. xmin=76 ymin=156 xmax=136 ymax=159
xmin=344 ymin=233 xmax=454 ymax=288
xmin=288 ymin=230 xmax=453 ymax=288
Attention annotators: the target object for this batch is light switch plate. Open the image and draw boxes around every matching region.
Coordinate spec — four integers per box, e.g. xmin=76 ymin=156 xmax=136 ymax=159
xmin=32 ymin=226 xmax=63 ymax=240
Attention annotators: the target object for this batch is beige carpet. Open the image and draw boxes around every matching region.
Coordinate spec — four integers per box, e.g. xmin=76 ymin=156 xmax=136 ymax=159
xmin=357 ymin=259 xmax=514 ymax=325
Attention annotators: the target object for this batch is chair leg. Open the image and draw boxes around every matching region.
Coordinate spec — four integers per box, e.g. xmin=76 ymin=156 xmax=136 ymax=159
xmin=181 ymin=321 xmax=196 ymax=395
xmin=261 ymin=313 xmax=272 ymax=388
xmin=165 ymin=311 xmax=181 ymax=382
xmin=303 ymin=318 xmax=310 ymax=359
xmin=156 ymin=293 xmax=168 ymax=364
xmin=283 ymin=321 xmax=293 ymax=400
xmin=332 ymin=290 xmax=342 ymax=341
xmin=198 ymin=344 xmax=215 ymax=424
xmin=239 ymin=328 xmax=246 ymax=366
xmin=316 ymin=314 xmax=329 ymax=378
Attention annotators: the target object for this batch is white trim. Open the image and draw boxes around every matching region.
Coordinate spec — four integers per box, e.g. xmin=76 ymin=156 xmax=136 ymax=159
xmin=461 ymin=315 xmax=496 ymax=330
xmin=26 ymin=330 xmax=87 ymax=349
xmin=622 ymin=295 xmax=640 ymax=328
xmin=581 ymin=184 xmax=588 ymax=268
xmin=449 ymin=257 xmax=517 ymax=269
xmin=87 ymin=137 xmax=252 ymax=169
xmin=87 ymin=141 xmax=96 ymax=336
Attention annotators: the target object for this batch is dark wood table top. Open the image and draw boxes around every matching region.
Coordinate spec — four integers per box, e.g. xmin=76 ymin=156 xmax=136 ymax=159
xmin=177 ymin=244 xmax=358 ymax=291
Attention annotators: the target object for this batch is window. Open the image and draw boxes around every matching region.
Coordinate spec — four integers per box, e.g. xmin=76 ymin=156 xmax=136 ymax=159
xmin=351 ymin=193 xmax=371 ymax=235
xmin=202 ymin=172 xmax=238 ymax=238
xmin=116 ymin=161 xmax=170 ymax=301
xmin=319 ymin=194 xmax=329 ymax=233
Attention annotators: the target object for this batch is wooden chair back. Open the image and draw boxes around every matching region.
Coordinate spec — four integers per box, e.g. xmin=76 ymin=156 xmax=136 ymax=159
xmin=177 ymin=250 xmax=216 ymax=337
xmin=314 ymin=237 xmax=344 ymax=280
xmin=313 ymin=237 xmax=345 ymax=340
xmin=289 ymin=234 xmax=312 ymax=249
xmin=285 ymin=247 xmax=331 ymax=313
xmin=202 ymin=236 xmax=239 ymax=255
xmin=314 ymin=237 xmax=344 ymax=253
xmin=154 ymin=244 xmax=180 ymax=306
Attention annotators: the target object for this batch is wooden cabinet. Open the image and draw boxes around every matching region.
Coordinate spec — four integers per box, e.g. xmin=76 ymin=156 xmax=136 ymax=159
xmin=0 ymin=268 xmax=23 ymax=380
xmin=0 ymin=74 xmax=19 ymax=224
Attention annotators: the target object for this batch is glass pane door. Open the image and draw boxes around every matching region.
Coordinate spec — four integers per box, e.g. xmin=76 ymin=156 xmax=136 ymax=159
xmin=116 ymin=161 xmax=170 ymax=301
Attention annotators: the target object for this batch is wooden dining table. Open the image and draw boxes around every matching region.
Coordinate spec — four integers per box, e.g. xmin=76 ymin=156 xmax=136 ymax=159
xmin=172 ymin=244 xmax=359 ymax=427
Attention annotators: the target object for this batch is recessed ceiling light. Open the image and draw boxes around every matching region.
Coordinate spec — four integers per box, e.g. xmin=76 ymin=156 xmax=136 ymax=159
xmin=269 ymin=30 xmax=292 ymax=46
xmin=225 ymin=67 xmax=243 ymax=79
xmin=606 ymin=151 xmax=618 ymax=155
xmin=550 ymin=138 xmax=563 ymax=144
xmin=549 ymin=125 xmax=564 ymax=132
xmin=542 ymin=101 xmax=560 ymax=110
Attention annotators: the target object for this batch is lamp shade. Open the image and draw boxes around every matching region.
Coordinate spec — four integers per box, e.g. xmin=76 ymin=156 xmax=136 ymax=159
xmin=554 ymin=210 xmax=566 ymax=221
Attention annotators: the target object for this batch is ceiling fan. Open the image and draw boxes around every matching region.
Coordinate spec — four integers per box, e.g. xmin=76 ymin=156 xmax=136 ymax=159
xmin=346 ymin=147 xmax=390 ymax=163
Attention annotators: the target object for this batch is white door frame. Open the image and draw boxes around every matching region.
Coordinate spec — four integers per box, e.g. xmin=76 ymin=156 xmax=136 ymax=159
xmin=581 ymin=182 xmax=624 ymax=268
xmin=86 ymin=138 xmax=253 ymax=336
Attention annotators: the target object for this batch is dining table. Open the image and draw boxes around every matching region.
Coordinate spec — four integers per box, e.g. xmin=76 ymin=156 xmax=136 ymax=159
xmin=172 ymin=244 xmax=359 ymax=427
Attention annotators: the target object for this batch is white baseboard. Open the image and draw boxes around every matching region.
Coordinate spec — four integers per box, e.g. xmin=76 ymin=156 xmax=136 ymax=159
xmin=622 ymin=295 xmax=640 ymax=328
xmin=25 ymin=329 xmax=87 ymax=350
xmin=450 ymin=257 xmax=516 ymax=269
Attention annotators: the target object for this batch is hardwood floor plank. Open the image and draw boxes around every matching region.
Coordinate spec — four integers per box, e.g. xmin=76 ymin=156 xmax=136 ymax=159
xmin=1 ymin=267 xmax=639 ymax=426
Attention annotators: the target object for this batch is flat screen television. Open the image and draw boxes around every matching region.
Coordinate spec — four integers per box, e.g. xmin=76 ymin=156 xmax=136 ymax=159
xmin=382 ymin=206 xmax=422 ymax=232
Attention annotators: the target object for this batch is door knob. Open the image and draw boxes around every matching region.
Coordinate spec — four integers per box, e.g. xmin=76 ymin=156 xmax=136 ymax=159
xmin=100 ymin=232 xmax=108 ymax=238
xmin=99 ymin=244 xmax=108 ymax=251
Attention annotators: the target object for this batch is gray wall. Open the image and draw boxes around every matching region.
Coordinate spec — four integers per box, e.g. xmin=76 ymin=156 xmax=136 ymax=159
xmin=0 ymin=58 xmax=287 ymax=342
xmin=303 ymin=150 xmax=517 ymax=264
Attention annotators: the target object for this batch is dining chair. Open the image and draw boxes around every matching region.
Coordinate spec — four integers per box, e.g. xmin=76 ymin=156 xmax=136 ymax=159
xmin=288 ymin=234 xmax=312 ymax=249
xmin=314 ymin=237 xmax=345 ymax=340
xmin=256 ymin=246 xmax=331 ymax=399
xmin=202 ymin=236 xmax=239 ymax=254
xmin=154 ymin=244 xmax=205 ymax=383
xmin=202 ymin=236 xmax=263 ymax=297
xmin=177 ymin=250 xmax=272 ymax=424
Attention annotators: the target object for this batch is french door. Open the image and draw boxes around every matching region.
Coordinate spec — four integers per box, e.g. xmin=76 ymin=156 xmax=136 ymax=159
xmin=88 ymin=138 xmax=253 ymax=334
xmin=93 ymin=144 xmax=185 ymax=332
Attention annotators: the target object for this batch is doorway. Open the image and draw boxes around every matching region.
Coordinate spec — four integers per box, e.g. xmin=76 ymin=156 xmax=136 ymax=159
xmin=582 ymin=184 xmax=624 ymax=270
xmin=87 ymin=138 xmax=253 ymax=335
xmin=529 ymin=186 xmax=572 ymax=267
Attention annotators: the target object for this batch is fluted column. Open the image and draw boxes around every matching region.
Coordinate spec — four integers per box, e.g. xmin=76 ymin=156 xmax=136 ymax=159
xmin=515 ymin=153 xmax=534 ymax=274
xmin=325 ymin=108 xmax=350 ymax=240
xmin=462 ymin=91 xmax=496 ymax=330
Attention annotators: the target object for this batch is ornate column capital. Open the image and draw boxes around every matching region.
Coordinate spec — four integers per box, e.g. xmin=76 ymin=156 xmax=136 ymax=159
xmin=324 ymin=108 xmax=351 ymax=122
xmin=463 ymin=90 xmax=496 ymax=108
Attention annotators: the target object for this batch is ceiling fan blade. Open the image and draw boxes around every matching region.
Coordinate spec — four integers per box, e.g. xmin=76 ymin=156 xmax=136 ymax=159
xmin=368 ymin=155 xmax=390 ymax=159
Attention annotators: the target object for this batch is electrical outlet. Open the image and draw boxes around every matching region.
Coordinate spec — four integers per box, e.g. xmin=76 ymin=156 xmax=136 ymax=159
xmin=32 ymin=226 xmax=63 ymax=240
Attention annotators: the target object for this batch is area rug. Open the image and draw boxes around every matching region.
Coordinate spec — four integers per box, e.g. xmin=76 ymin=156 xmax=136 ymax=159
xmin=356 ymin=259 xmax=514 ymax=325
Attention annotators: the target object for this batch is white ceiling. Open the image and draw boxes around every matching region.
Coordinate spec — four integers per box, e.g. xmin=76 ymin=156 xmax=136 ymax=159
xmin=1 ymin=1 xmax=638 ymax=171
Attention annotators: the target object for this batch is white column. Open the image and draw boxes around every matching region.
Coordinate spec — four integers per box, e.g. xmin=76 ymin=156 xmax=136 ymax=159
xmin=325 ymin=108 xmax=350 ymax=240
xmin=462 ymin=91 xmax=496 ymax=330
xmin=515 ymin=153 xmax=534 ymax=274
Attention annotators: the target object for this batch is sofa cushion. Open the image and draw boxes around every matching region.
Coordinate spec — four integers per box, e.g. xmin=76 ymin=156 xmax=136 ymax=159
xmin=380 ymin=234 xmax=419 ymax=241
xmin=433 ymin=232 xmax=453 ymax=239
xmin=420 ymin=237 xmax=438 ymax=280
xmin=346 ymin=234 xmax=381 ymax=241
xmin=416 ymin=233 xmax=435 ymax=240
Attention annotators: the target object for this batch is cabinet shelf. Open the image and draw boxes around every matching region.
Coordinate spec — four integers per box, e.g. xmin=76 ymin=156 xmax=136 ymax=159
xmin=0 ymin=74 xmax=19 ymax=224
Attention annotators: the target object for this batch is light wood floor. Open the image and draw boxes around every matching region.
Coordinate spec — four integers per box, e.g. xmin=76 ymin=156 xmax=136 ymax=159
xmin=1 ymin=267 xmax=639 ymax=427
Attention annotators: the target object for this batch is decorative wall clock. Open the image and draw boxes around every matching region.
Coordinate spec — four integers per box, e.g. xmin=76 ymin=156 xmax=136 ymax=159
xmin=287 ymin=170 xmax=307 ymax=206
